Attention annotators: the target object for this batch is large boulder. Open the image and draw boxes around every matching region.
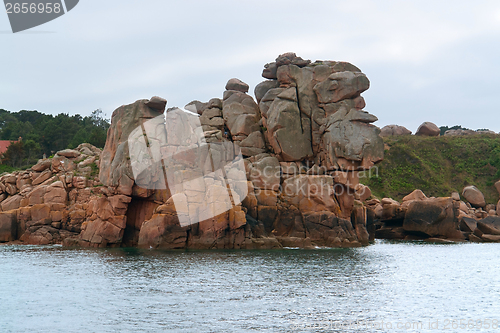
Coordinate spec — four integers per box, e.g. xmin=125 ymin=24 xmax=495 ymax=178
xmin=462 ymin=185 xmax=486 ymax=208
xmin=225 ymin=78 xmax=249 ymax=93
xmin=138 ymin=214 xmax=187 ymax=249
xmin=415 ymin=122 xmax=440 ymax=136
xmin=380 ymin=125 xmax=412 ymax=137
xmin=403 ymin=197 xmax=463 ymax=239
xmin=495 ymin=181 xmax=500 ymax=195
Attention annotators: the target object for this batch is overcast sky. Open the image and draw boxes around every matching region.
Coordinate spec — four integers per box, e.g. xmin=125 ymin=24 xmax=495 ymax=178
xmin=2 ymin=0 xmax=500 ymax=132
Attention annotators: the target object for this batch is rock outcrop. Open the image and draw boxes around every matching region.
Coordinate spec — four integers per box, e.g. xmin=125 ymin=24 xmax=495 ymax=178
xmin=372 ymin=186 xmax=500 ymax=243
xmin=1 ymin=53 xmax=386 ymax=249
xmin=462 ymin=185 xmax=486 ymax=208
xmin=0 ymin=144 xmax=102 ymax=246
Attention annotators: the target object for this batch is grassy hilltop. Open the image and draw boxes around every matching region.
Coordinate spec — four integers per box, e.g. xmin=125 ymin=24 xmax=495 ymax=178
xmin=363 ymin=134 xmax=500 ymax=204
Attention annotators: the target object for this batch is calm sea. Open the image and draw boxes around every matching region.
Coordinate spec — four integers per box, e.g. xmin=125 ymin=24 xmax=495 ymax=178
xmin=1 ymin=241 xmax=499 ymax=332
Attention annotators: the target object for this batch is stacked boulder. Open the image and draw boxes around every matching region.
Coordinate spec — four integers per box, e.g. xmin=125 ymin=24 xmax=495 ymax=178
xmin=0 ymin=144 xmax=102 ymax=244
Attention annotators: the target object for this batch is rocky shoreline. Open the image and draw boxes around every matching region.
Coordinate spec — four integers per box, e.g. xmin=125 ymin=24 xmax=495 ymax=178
xmin=1 ymin=53 xmax=499 ymax=249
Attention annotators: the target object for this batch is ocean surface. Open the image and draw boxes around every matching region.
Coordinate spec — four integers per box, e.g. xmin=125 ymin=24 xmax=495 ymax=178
xmin=1 ymin=241 xmax=499 ymax=332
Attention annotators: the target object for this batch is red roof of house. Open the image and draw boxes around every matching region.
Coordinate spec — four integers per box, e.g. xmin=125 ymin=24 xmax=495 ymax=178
xmin=0 ymin=140 xmax=14 ymax=155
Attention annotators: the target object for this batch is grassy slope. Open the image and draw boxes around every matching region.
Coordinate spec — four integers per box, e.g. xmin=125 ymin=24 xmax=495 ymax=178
xmin=362 ymin=135 xmax=500 ymax=204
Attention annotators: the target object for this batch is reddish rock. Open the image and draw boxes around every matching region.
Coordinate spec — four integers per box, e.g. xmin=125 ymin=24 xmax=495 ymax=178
xmin=5 ymin=183 xmax=17 ymax=196
xmin=402 ymin=189 xmax=427 ymax=202
xmin=96 ymin=197 xmax=115 ymax=221
xmin=0 ymin=211 xmax=17 ymax=242
xmin=108 ymin=195 xmax=132 ymax=215
xmin=225 ymin=78 xmax=249 ymax=93
xmin=380 ymin=125 xmax=412 ymax=137
xmin=43 ymin=181 xmax=67 ymax=204
xmin=145 ymin=96 xmax=167 ymax=112
xmin=403 ymin=197 xmax=463 ymax=239
xmin=415 ymin=122 xmax=440 ymax=136
xmin=28 ymin=185 xmax=47 ymax=205
xmin=72 ymin=176 xmax=87 ymax=189
xmin=31 ymin=159 xmax=52 ymax=172
xmin=99 ymin=99 xmax=164 ymax=196
xmin=138 ymin=214 xmax=187 ymax=249
xmin=31 ymin=204 xmax=51 ymax=223
xmin=81 ymin=218 xmax=124 ymax=246
xmin=462 ymin=185 xmax=486 ymax=208
xmin=1 ymin=194 xmax=22 ymax=211
xmin=51 ymin=156 xmax=75 ymax=173
xmin=56 ymin=149 xmax=81 ymax=159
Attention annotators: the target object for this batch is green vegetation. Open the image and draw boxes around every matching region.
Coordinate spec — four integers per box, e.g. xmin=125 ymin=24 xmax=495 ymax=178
xmin=0 ymin=108 xmax=109 ymax=168
xmin=363 ymin=135 xmax=500 ymax=204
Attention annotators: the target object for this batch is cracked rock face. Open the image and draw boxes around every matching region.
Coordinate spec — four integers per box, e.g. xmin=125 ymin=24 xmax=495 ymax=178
xmin=259 ymin=53 xmax=383 ymax=171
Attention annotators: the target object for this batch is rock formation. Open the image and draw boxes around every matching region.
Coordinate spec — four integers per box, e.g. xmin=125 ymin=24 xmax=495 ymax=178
xmin=0 ymin=144 xmax=102 ymax=245
xmin=371 ymin=186 xmax=500 ymax=243
xmin=0 ymin=53 xmax=386 ymax=249
xmin=380 ymin=125 xmax=412 ymax=137
xmin=415 ymin=122 xmax=440 ymax=136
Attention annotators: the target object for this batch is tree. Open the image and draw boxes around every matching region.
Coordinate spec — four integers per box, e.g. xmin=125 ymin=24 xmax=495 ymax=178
xmin=2 ymin=141 xmax=24 ymax=168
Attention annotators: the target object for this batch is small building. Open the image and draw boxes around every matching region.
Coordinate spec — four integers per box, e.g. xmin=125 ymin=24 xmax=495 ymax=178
xmin=0 ymin=140 xmax=14 ymax=155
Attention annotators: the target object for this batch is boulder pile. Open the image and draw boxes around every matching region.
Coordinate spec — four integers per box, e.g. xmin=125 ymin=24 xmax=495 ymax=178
xmin=371 ymin=185 xmax=500 ymax=243
xmin=0 ymin=53 xmax=386 ymax=249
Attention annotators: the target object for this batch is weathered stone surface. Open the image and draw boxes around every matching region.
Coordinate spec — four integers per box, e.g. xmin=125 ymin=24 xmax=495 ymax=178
xmin=81 ymin=218 xmax=124 ymax=247
xmin=266 ymin=88 xmax=313 ymax=161
xmin=403 ymin=198 xmax=463 ymax=239
xmin=476 ymin=216 xmax=500 ymax=235
xmin=0 ymin=211 xmax=17 ymax=242
xmin=314 ymin=71 xmax=369 ymax=103
xmin=460 ymin=217 xmax=477 ymax=233
xmin=462 ymin=185 xmax=486 ymax=208
xmin=222 ymin=91 xmax=261 ymax=138
xmin=145 ymin=96 xmax=167 ymax=112
xmin=495 ymin=181 xmax=500 ymax=196
xmin=32 ymin=169 xmax=52 ymax=186
xmin=354 ymin=184 xmax=371 ymax=202
xmin=402 ymin=189 xmax=427 ymax=202
xmin=100 ymin=98 xmax=165 ymax=196
xmin=320 ymin=108 xmax=383 ymax=170
xmin=51 ymin=156 xmax=75 ymax=173
xmin=56 ymin=149 xmax=81 ymax=159
xmin=1 ymin=194 xmax=22 ymax=211
xmin=43 ymin=181 xmax=67 ymax=204
xmin=254 ymin=80 xmax=279 ymax=104
xmin=138 ymin=214 xmax=187 ymax=249
xmin=32 ymin=159 xmax=52 ymax=172
xmin=380 ymin=125 xmax=412 ymax=137
xmin=415 ymin=122 xmax=440 ymax=136
xmin=262 ymin=62 xmax=278 ymax=79
xmin=225 ymin=78 xmax=249 ymax=93
xmin=247 ymin=156 xmax=281 ymax=191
